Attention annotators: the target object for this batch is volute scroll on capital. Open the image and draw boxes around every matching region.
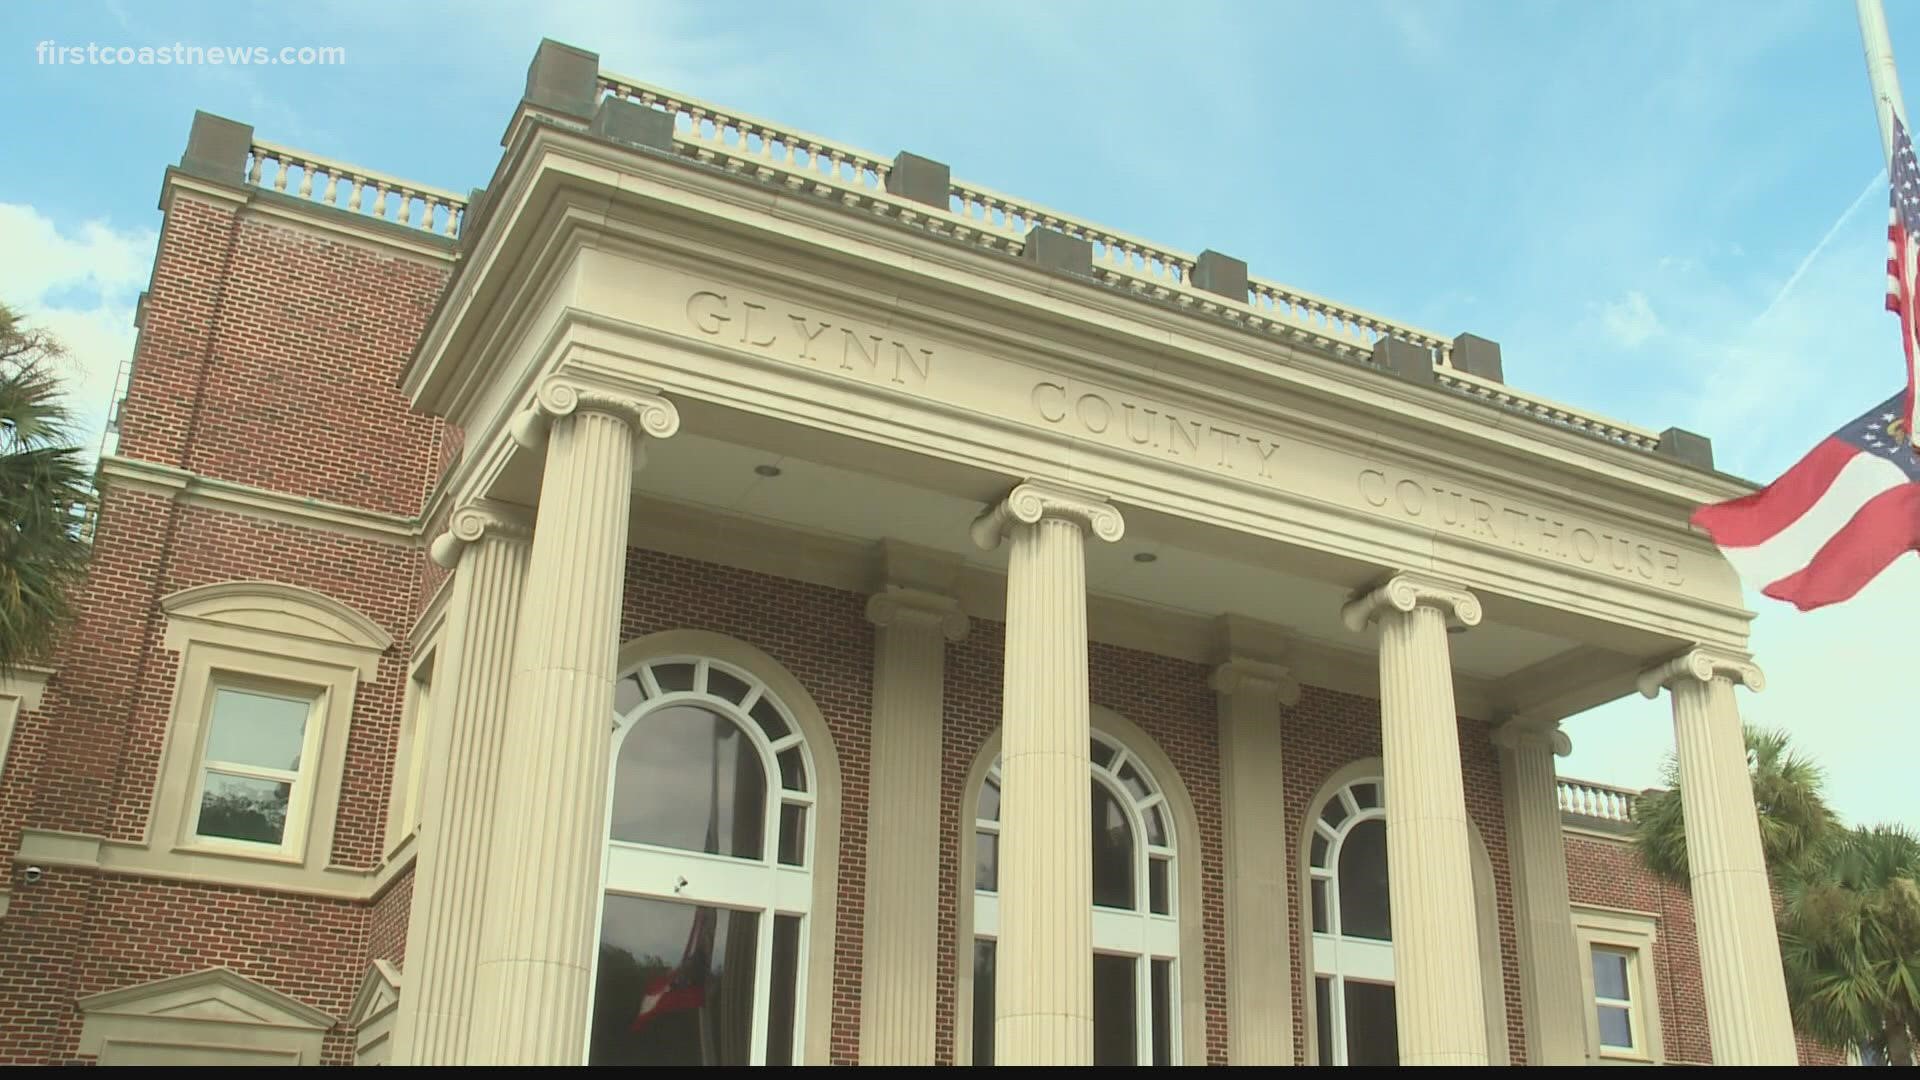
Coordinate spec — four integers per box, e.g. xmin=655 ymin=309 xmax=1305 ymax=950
xmin=865 ymin=585 xmax=970 ymax=642
xmin=428 ymin=501 xmax=532 ymax=569
xmin=1210 ymin=656 xmax=1302 ymax=707
xmin=1636 ymin=647 xmax=1765 ymax=699
xmin=970 ymin=479 xmax=1125 ymax=551
xmin=1340 ymin=571 xmax=1483 ymax=633
xmin=1490 ymin=717 xmax=1573 ymax=757
xmin=507 ymin=373 xmax=681 ymax=452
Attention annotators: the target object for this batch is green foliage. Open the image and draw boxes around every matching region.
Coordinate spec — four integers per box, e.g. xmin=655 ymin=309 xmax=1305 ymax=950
xmin=0 ymin=302 xmax=95 ymax=674
xmin=1629 ymin=724 xmax=1834 ymax=885
xmin=1628 ymin=724 xmax=1917 ymax=1062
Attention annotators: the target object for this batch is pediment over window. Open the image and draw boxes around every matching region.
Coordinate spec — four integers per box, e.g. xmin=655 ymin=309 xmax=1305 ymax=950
xmin=78 ymin=967 xmax=335 ymax=1065
xmin=162 ymin=581 xmax=392 ymax=681
xmin=348 ymin=960 xmax=402 ymax=1066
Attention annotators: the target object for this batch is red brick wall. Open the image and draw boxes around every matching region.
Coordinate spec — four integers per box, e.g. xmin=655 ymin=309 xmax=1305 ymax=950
xmin=615 ymin=548 xmax=875 ymax=1066
xmin=117 ymin=193 xmax=451 ymax=517
xmin=1280 ymin=684 xmax=1528 ymax=1065
xmin=369 ymin=864 xmax=415 ymax=968
xmin=1564 ymin=833 xmax=1846 ymax=1066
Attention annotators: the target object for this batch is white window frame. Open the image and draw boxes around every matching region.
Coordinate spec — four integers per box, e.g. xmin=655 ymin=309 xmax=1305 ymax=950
xmin=971 ymin=729 xmax=1182 ymax=1066
xmin=1572 ymin=904 xmax=1663 ymax=1064
xmin=1306 ymin=776 xmax=1394 ymax=1066
xmin=588 ymin=655 xmax=816 ymax=1067
xmin=185 ymin=677 xmax=327 ymax=857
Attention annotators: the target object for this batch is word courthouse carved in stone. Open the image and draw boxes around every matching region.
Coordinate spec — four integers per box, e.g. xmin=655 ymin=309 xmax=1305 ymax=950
xmin=685 ymin=290 xmax=933 ymax=388
xmin=1359 ymin=468 xmax=1685 ymax=588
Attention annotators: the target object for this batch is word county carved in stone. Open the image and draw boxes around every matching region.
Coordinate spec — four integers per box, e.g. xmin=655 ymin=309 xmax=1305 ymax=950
xmin=1030 ymin=381 xmax=1286 ymax=478
xmin=685 ymin=290 xmax=933 ymax=388
xmin=1359 ymin=468 xmax=1685 ymax=588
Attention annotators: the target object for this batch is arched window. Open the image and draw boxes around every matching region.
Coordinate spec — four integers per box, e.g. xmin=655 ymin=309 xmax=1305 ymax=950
xmin=970 ymin=729 xmax=1180 ymax=1066
xmin=1301 ymin=769 xmax=1511 ymax=1066
xmin=1307 ymin=777 xmax=1396 ymax=1066
xmin=588 ymin=655 xmax=816 ymax=1066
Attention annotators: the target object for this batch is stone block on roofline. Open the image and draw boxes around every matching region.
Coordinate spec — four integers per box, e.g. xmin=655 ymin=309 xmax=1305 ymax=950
xmin=459 ymin=187 xmax=490 ymax=250
xmin=1371 ymin=335 xmax=1435 ymax=385
xmin=1191 ymin=250 xmax=1248 ymax=301
xmin=178 ymin=111 xmax=253 ymax=184
xmin=1022 ymin=227 xmax=1094 ymax=277
xmin=523 ymin=39 xmax=600 ymax=122
xmin=885 ymin=152 xmax=950 ymax=210
xmin=1451 ymin=332 xmax=1504 ymax=383
xmin=1657 ymin=427 xmax=1714 ymax=469
xmin=590 ymin=97 xmax=675 ymax=153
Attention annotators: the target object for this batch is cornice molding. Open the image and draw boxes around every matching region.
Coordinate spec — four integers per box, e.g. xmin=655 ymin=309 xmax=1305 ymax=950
xmin=427 ymin=499 xmax=532 ymax=569
xmin=970 ymin=478 xmax=1125 ymax=550
xmin=97 ymin=455 xmax=419 ymax=546
xmin=1340 ymin=571 xmax=1484 ymax=633
xmin=1636 ymin=646 xmax=1765 ymax=698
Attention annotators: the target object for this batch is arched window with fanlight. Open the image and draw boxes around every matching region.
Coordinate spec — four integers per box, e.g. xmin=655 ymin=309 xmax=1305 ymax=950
xmin=1301 ymin=766 xmax=1511 ymax=1067
xmin=587 ymin=649 xmax=830 ymax=1066
xmin=969 ymin=728 xmax=1182 ymax=1066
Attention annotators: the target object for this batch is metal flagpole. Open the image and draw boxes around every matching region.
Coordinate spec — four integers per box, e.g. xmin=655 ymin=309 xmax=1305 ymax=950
xmin=1859 ymin=0 xmax=1910 ymax=169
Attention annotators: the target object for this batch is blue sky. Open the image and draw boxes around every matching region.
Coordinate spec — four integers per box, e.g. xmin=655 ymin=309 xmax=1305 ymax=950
xmin=3 ymin=1 xmax=1916 ymax=830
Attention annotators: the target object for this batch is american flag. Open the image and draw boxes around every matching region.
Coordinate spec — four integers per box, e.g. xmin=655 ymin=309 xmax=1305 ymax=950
xmin=1885 ymin=114 xmax=1920 ymax=442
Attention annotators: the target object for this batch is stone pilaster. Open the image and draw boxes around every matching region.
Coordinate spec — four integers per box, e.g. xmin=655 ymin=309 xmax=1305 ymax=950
xmin=1638 ymin=649 xmax=1795 ymax=1065
xmin=1341 ymin=572 xmax=1488 ymax=1066
xmin=971 ymin=480 xmax=1124 ymax=1066
xmin=391 ymin=503 xmax=531 ymax=1065
xmin=859 ymin=575 xmax=967 ymax=1065
xmin=467 ymin=374 xmax=679 ymax=1065
xmin=1210 ymin=616 xmax=1298 ymax=1066
xmin=1492 ymin=718 xmax=1586 ymax=1066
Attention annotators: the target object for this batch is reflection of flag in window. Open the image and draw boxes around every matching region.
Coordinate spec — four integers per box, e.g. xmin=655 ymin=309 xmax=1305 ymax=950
xmin=630 ymin=904 xmax=716 ymax=1033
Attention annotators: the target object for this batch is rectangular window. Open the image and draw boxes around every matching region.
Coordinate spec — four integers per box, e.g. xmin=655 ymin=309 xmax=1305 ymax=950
xmin=396 ymin=662 xmax=433 ymax=840
xmin=1592 ymin=946 xmax=1637 ymax=1052
xmin=191 ymin=683 xmax=321 ymax=851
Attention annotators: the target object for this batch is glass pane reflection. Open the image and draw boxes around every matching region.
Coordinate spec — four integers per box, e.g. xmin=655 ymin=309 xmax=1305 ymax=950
xmin=590 ymin=895 xmax=762 ymax=1066
xmin=1337 ymin=819 xmax=1391 ymax=940
xmin=1092 ymin=783 xmax=1135 ymax=909
xmin=1092 ymin=953 xmax=1137 ymax=1065
xmin=1343 ymin=980 xmax=1398 ymax=1066
xmin=610 ymin=705 xmax=766 ymax=859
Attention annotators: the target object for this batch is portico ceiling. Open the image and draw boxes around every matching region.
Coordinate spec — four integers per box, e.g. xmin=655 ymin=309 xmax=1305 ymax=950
xmin=633 ymin=431 xmax=1579 ymax=682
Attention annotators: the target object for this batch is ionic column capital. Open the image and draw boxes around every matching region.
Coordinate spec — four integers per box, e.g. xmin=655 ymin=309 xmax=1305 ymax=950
xmin=1636 ymin=647 xmax=1765 ymax=699
xmin=1340 ymin=571 xmax=1483 ymax=632
xmin=865 ymin=585 xmax=970 ymax=642
xmin=970 ymin=479 xmax=1124 ymax=550
xmin=428 ymin=501 xmax=533 ymax=569
xmin=1209 ymin=657 xmax=1301 ymax=706
xmin=1490 ymin=717 xmax=1572 ymax=757
xmin=507 ymin=373 xmax=680 ymax=452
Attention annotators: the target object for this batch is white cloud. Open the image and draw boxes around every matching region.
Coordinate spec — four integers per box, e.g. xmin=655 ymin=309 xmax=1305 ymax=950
xmin=1598 ymin=289 xmax=1662 ymax=348
xmin=0 ymin=203 xmax=156 ymax=461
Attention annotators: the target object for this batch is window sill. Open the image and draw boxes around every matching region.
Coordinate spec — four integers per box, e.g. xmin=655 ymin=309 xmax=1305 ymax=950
xmin=173 ymin=838 xmax=306 ymax=866
xmin=1596 ymin=1048 xmax=1656 ymax=1065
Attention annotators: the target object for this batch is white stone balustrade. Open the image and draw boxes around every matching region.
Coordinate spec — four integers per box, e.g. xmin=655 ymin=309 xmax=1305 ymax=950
xmin=1555 ymin=776 xmax=1640 ymax=825
xmin=591 ymin=67 xmax=1668 ymax=459
xmin=247 ymin=140 xmax=466 ymax=237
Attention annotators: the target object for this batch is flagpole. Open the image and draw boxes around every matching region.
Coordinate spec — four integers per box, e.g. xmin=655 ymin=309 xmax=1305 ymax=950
xmin=1859 ymin=0 xmax=1910 ymax=168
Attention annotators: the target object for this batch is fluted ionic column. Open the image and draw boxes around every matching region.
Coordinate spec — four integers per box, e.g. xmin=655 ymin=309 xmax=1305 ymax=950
xmin=971 ymin=480 xmax=1124 ymax=1066
xmin=859 ymin=582 xmax=968 ymax=1064
xmin=467 ymin=374 xmax=679 ymax=1065
xmin=1492 ymin=718 xmax=1586 ymax=1066
xmin=1210 ymin=620 xmax=1298 ymax=1066
xmin=1637 ymin=649 xmax=1795 ymax=1065
xmin=1341 ymin=572 xmax=1487 ymax=1066
xmin=391 ymin=503 xmax=531 ymax=1065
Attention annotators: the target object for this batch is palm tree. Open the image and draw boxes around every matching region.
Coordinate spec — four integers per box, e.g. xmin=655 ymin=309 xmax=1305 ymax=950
xmin=0 ymin=303 xmax=95 ymax=673
xmin=1630 ymin=724 xmax=1835 ymax=885
xmin=1779 ymin=826 xmax=1920 ymax=1066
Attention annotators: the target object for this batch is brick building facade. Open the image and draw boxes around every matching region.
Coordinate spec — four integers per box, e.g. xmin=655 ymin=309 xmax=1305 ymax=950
xmin=0 ymin=39 xmax=1844 ymax=1066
